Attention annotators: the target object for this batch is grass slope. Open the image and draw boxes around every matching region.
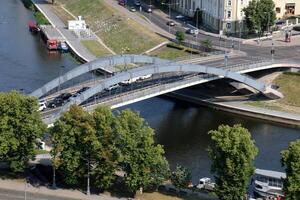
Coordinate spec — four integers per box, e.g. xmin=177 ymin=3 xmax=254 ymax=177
xmin=274 ymin=72 xmax=300 ymax=107
xmin=57 ymin=0 xmax=164 ymax=54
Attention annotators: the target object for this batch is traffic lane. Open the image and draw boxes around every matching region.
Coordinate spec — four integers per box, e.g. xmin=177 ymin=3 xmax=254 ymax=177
xmin=0 ymin=188 xmax=78 ymax=200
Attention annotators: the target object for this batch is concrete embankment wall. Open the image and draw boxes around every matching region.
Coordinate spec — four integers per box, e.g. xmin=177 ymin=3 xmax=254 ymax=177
xmin=167 ymin=92 xmax=300 ymax=128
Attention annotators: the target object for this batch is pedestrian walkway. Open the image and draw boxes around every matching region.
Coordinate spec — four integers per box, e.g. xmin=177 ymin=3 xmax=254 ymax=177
xmin=170 ymin=90 xmax=300 ymax=127
xmin=0 ymin=179 xmax=124 ymax=200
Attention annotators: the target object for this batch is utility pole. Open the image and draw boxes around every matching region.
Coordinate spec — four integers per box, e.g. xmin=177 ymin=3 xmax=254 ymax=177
xmin=58 ymin=66 xmax=65 ymax=94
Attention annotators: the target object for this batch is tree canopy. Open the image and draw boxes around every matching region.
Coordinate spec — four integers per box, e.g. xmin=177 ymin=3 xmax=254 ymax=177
xmin=0 ymin=91 xmax=45 ymax=172
xmin=281 ymin=140 xmax=300 ymax=200
xmin=51 ymin=105 xmax=169 ymax=193
xmin=243 ymin=0 xmax=276 ymax=34
xmin=171 ymin=165 xmax=192 ymax=189
xmin=116 ymin=110 xmax=170 ymax=193
xmin=208 ymin=124 xmax=258 ymax=200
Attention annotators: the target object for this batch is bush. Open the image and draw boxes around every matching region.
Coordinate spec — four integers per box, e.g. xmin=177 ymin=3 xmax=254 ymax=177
xmin=166 ymin=43 xmax=184 ymax=50
xmin=185 ymin=48 xmax=200 ymax=54
xmin=21 ymin=0 xmax=33 ymax=9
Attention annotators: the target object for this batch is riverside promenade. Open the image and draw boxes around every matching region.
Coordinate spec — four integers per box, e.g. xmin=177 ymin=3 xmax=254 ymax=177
xmin=169 ymin=91 xmax=300 ymax=127
xmin=32 ymin=0 xmax=96 ymax=62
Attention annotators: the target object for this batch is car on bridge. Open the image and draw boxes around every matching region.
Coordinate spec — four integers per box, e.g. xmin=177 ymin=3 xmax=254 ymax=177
xmin=105 ymin=84 xmax=120 ymax=91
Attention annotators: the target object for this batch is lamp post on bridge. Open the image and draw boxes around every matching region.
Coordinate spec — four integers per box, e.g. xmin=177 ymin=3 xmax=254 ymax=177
xmin=58 ymin=65 xmax=65 ymax=94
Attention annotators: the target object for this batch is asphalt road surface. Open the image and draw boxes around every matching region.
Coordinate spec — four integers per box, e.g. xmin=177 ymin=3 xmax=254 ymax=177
xmin=0 ymin=188 xmax=79 ymax=200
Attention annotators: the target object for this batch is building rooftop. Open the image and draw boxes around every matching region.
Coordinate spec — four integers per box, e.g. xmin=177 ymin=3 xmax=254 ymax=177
xmin=255 ymin=169 xmax=286 ymax=179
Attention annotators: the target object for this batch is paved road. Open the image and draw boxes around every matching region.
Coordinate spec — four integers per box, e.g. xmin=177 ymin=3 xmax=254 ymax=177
xmin=121 ymin=0 xmax=300 ymax=62
xmin=0 ymin=188 xmax=78 ymax=200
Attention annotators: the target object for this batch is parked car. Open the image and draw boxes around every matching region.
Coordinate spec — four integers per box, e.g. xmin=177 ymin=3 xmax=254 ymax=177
xmin=143 ymin=5 xmax=153 ymax=13
xmin=38 ymin=100 xmax=47 ymax=111
xmin=167 ymin=21 xmax=175 ymax=26
xmin=134 ymin=0 xmax=141 ymax=6
xmin=47 ymin=98 xmax=64 ymax=108
xmin=196 ymin=177 xmax=215 ymax=191
xmin=118 ymin=0 xmax=126 ymax=6
xmin=130 ymin=7 xmax=136 ymax=12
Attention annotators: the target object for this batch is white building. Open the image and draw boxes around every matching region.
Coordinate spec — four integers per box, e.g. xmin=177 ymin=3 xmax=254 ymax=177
xmin=68 ymin=16 xmax=87 ymax=30
xmin=173 ymin=0 xmax=300 ymax=33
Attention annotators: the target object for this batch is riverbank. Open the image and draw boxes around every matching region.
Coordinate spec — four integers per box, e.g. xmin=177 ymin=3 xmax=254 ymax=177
xmin=246 ymin=72 xmax=300 ymax=114
xmin=167 ymin=91 xmax=300 ymax=128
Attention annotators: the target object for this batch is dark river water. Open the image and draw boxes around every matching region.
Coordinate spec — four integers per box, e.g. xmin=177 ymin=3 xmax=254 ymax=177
xmin=1 ymin=0 xmax=299 ymax=183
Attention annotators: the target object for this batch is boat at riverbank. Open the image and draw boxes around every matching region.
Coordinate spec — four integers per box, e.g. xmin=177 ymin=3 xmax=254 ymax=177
xmin=253 ymin=169 xmax=285 ymax=198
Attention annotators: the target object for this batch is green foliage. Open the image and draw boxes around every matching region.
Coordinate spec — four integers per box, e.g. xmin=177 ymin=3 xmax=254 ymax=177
xmin=92 ymin=106 xmax=119 ymax=190
xmin=166 ymin=43 xmax=184 ymax=50
xmin=51 ymin=106 xmax=169 ymax=193
xmin=50 ymin=105 xmax=99 ymax=186
xmin=201 ymin=39 xmax=212 ymax=52
xmin=34 ymin=11 xmax=50 ymax=25
xmin=21 ymin=0 xmax=34 ymax=9
xmin=243 ymin=0 xmax=276 ymax=34
xmin=170 ymin=165 xmax=192 ymax=189
xmin=193 ymin=8 xmax=202 ymax=26
xmin=0 ymin=91 xmax=45 ymax=172
xmin=116 ymin=110 xmax=170 ymax=193
xmin=281 ymin=140 xmax=300 ymax=200
xmin=175 ymin=31 xmax=185 ymax=44
xmin=208 ymin=124 xmax=258 ymax=200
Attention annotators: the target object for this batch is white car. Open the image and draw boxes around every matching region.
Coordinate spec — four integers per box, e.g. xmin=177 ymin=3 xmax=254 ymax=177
xmin=38 ymin=101 xmax=46 ymax=111
xmin=105 ymin=84 xmax=119 ymax=91
xmin=120 ymin=77 xmax=139 ymax=85
xmin=139 ymin=74 xmax=152 ymax=80
xmin=187 ymin=28 xmax=199 ymax=35
xmin=175 ymin=15 xmax=185 ymax=19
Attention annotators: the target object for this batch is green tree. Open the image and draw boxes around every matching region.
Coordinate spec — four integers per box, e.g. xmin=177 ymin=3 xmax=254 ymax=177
xmin=208 ymin=124 xmax=258 ymax=200
xmin=170 ymin=165 xmax=192 ymax=189
xmin=193 ymin=8 xmax=203 ymax=26
xmin=243 ymin=0 xmax=258 ymax=34
xmin=175 ymin=31 xmax=185 ymax=44
xmin=281 ymin=140 xmax=300 ymax=200
xmin=116 ymin=110 xmax=169 ymax=194
xmin=201 ymin=39 xmax=212 ymax=52
xmin=0 ymin=91 xmax=45 ymax=172
xmin=243 ymin=0 xmax=276 ymax=34
xmin=92 ymin=107 xmax=119 ymax=190
xmin=50 ymin=105 xmax=100 ymax=186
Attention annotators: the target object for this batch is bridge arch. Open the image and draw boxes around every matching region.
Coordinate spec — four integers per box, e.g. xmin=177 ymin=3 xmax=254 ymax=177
xmin=31 ymin=55 xmax=169 ymax=98
xmin=59 ymin=62 xmax=271 ymax=113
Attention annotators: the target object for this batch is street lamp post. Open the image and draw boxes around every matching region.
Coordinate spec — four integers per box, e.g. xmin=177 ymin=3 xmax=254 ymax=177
xmin=58 ymin=66 xmax=65 ymax=94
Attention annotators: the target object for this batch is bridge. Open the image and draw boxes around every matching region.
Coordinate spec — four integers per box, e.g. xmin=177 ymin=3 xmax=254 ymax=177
xmin=30 ymin=54 xmax=295 ymax=124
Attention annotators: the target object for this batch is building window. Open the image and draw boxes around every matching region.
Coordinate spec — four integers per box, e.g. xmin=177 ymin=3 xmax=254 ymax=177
xmin=226 ymin=22 xmax=231 ymax=30
xmin=241 ymin=0 xmax=243 ymax=5
xmin=228 ymin=0 xmax=232 ymax=6
xmin=276 ymin=7 xmax=281 ymax=13
xmin=285 ymin=3 xmax=295 ymax=15
xmin=227 ymin=11 xmax=231 ymax=19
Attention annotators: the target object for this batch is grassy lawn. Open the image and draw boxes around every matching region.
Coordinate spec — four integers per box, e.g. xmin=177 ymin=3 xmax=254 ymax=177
xmin=150 ymin=45 xmax=205 ymax=60
xmin=136 ymin=192 xmax=213 ymax=200
xmin=57 ymin=0 xmax=165 ymax=54
xmin=244 ymin=72 xmax=300 ymax=114
xmin=273 ymin=72 xmax=300 ymax=107
xmin=81 ymin=40 xmax=111 ymax=57
xmin=114 ymin=63 xmax=137 ymax=71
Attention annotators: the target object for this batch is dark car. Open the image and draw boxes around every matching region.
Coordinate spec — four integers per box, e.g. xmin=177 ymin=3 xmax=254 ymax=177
xmin=47 ymin=98 xmax=64 ymax=108
xmin=77 ymin=87 xmax=90 ymax=94
xmin=57 ymin=93 xmax=72 ymax=101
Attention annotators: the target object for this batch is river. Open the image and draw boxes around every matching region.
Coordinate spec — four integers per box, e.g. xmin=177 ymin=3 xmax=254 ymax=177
xmin=1 ymin=0 xmax=299 ymax=183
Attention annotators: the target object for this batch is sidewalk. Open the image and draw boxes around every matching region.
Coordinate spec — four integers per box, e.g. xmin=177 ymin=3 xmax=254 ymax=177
xmin=32 ymin=0 xmax=97 ymax=62
xmin=0 ymin=179 xmax=123 ymax=200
